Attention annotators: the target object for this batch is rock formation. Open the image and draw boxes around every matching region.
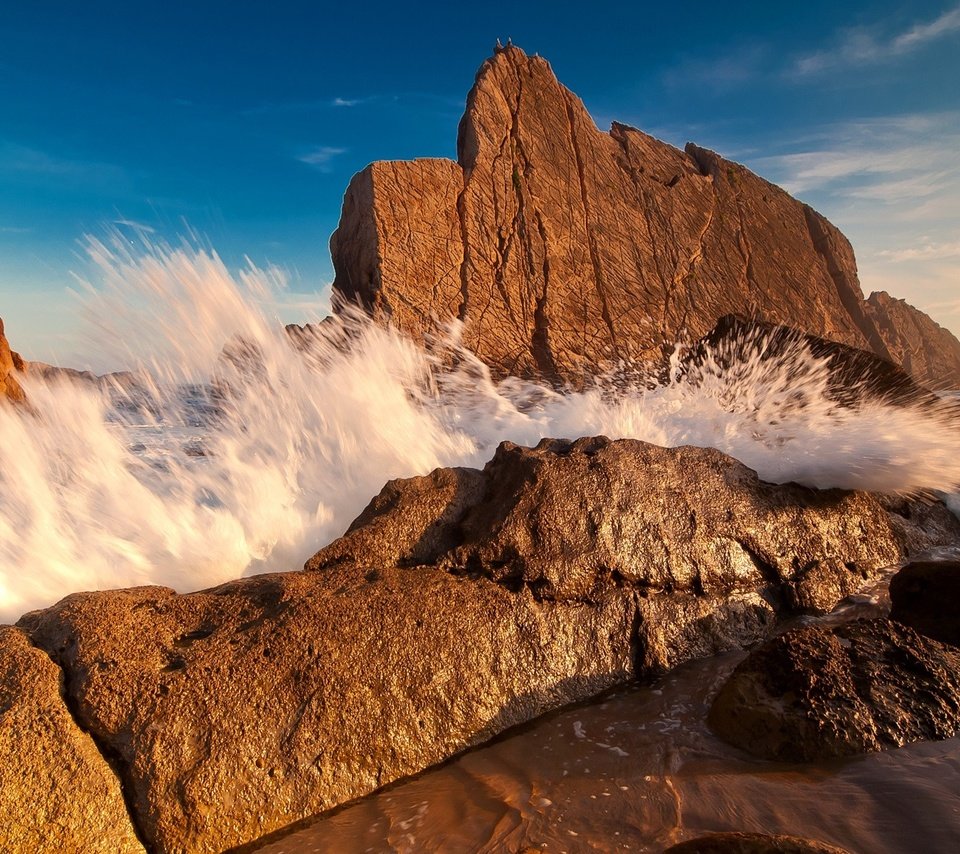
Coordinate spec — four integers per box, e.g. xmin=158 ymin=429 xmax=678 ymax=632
xmin=0 ymin=317 xmax=27 ymax=403
xmin=11 ymin=438 xmax=959 ymax=851
xmin=708 ymin=618 xmax=960 ymax=762
xmin=329 ymin=46 xmax=960 ymax=390
xmin=865 ymin=291 xmax=960 ymax=390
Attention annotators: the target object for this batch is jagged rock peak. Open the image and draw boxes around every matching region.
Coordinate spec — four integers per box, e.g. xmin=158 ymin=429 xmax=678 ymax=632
xmin=329 ymin=47 xmax=960 ymax=390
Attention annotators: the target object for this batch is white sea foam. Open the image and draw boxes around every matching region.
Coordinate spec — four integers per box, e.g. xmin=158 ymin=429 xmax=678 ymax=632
xmin=2 ymin=236 xmax=958 ymax=622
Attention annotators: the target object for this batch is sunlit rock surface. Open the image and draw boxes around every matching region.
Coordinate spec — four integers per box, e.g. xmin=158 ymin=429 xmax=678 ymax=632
xmin=865 ymin=291 xmax=960 ymax=391
xmin=329 ymin=46 xmax=960 ymax=389
xmin=0 ymin=627 xmax=144 ymax=853
xmin=0 ymin=317 xmax=27 ymax=404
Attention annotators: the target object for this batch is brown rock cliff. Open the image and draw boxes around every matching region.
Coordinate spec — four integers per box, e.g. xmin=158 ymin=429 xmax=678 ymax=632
xmin=865 ymin=291 xmax=960 ymax=390
xmin=330 ymin=47 xmax=958 ymax=389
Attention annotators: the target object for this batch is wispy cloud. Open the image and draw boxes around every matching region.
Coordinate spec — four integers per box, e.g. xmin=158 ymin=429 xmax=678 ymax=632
xmin=244 ymin=92 xmax=459 ymax=116
xmin=879 ymin=238 xmax=960 ymax=263
xmin=0 ymin=226 xmax=33 ymax=234
xmin=793 ymin=4 xmax=960 ymax=75
xmin=661 ymin=45 xmax=769 ymax=91
xmin=244 ymin=95 xmax=372 ymax=115
xmin=752 ymin=113 xmax=960 ymax=201
xmin=743 ymin=111 xmax=960 ymax=336
xmin=112 ymin=218 xmax=155 ymax=233
xmin=297 ymin=146 xmax=347 ymax=172
xmin=0 ymin=139 xmax=130 ymax=192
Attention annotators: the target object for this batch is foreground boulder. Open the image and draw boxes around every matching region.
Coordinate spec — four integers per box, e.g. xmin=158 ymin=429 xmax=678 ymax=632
xmin=0 ymin=317 xmax=27 ymax=404
xmin=708 ymin=619 xmax=960 ymax=762
xmin=0 ymin=627 xmax=144 ymax=852
xmin=11 ymin=439 xmax=960 ymax=851
xmin=889 ymin=559 xmax=960 ymax=647
xmin=309 ymin=438 xmax=959 ymax=634
xmin=329 ymin=45 xmax=960 ymax=389
xmin=20 ymin=568 xmax=636 ymax=853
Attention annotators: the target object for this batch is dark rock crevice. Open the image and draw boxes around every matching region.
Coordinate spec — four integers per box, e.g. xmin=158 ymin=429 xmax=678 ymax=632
xmin=18 ymin=627 xmax=154 ymax=851
xmin=801 ymin=205 xmax=892 ymax=362
xmin=563 ymin=95 xmax=619 ymax=357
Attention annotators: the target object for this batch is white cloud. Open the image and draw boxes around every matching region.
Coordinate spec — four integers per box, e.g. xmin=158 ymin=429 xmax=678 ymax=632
xmin=112 ymin=218 xmax=156 ymax=234
xmin=332 ymin=97 xmax=360 ymax=107
xmin=793 ymin=4 xmax=960 ymax=75
xmin=297 ymin=146 xmax=347 ymax=172
xmin=893 ymin=5 xmax=960 ymax=52
xmin=879 ymin=238 xmax=960 ymax=263
xmin=661 ymin=45 xmax=769 ymax=91
xmin=742 ymin=112 xmax=960 ymax=338
xmin=752 ymin=113 xmax=960 ymax=200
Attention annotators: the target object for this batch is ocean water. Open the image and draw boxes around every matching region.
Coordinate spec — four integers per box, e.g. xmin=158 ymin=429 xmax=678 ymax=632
xmin=1 ymin=236 xmax=959 ymax=623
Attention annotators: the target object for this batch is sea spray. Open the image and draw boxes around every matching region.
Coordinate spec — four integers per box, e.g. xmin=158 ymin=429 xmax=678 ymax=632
xmin=2 ymin=236 xmax=959 ymax=622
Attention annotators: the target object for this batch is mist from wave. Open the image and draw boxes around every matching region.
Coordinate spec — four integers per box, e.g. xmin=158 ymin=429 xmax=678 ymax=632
xmin=2 ymin=235 xmax=959 ymax=622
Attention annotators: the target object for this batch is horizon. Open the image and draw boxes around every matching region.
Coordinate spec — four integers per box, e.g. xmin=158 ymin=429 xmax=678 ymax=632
xmin=1 ymin=0 xmax=958 ymax=370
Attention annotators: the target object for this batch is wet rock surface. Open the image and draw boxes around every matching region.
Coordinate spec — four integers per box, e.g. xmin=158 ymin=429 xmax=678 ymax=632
xmin=890 ymin=559 xmax=960 ymax=647
xmin=329 ymin=46 xmax=960 ymax=389
xmin=7 ymin=439 xmax=960 ymax=851
xmin=0 ymin=627 xmax=144 ymax=853
xmin=708 ymin=618 xmax=960 ymax=762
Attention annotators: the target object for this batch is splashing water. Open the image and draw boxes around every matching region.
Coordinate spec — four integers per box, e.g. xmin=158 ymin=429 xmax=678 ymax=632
xmin=2 ymin=236 xmax=959 ymax=622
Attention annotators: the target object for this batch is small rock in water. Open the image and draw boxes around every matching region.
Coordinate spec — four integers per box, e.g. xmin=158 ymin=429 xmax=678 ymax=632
xmin=708 ymin=619 xmax=960 ymax=761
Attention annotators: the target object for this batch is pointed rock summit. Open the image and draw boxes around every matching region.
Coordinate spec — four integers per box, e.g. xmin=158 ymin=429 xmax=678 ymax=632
xmin=330 ymin=46 xmax=960 ymax=388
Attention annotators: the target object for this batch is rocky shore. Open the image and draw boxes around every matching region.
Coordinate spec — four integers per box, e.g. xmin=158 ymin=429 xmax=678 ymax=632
xmin=3 ymin=44 xmax=960 ymax=854
xmin=3 ymin=437 xmax=959 ymax=851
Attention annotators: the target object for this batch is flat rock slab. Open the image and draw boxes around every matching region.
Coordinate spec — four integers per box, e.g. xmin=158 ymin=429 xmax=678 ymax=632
xmin=20 ymin=568 xmax=635 ymax=853
xmin=0 ymin=626 xmax=143 ymax=853
xmin=708 ymin=619 xmax=960 ymax=762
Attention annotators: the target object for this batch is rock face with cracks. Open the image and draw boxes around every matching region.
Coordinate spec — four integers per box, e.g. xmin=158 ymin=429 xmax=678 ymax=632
xmin=0 ymin=627 xmax=144 ymax=852
xmin=329 ymin=46 xmax=960 ymax=389
xmin=9 ymin=439 xmax=960 ymax=852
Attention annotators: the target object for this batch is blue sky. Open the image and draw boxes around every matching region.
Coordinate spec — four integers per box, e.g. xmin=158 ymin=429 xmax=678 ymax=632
xmin=1 ymin=0 xmax=958 ymax=367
